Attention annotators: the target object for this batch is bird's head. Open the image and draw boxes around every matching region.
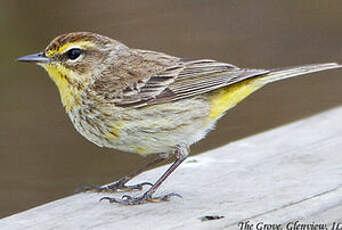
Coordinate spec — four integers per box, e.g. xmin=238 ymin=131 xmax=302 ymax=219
xmin=17 ymin=32 xmax=128 ymax=112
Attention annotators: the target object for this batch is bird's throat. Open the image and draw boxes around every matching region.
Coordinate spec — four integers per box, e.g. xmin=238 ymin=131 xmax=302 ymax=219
xmin=43 ymin=64 xmax=81 ymax=112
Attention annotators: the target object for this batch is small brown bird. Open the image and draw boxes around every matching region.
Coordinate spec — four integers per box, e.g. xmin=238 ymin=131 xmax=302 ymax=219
xmin=17 ymin=32 xmax=342 ymax=205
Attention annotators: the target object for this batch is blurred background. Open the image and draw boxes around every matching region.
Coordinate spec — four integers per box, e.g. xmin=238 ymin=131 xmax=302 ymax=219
xmin=1 ymin=0 xmax=342 ymax=218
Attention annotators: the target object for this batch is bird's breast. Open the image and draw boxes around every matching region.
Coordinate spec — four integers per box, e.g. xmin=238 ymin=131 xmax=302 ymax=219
xmin=67 ymin=95 xmax=213 ymax=156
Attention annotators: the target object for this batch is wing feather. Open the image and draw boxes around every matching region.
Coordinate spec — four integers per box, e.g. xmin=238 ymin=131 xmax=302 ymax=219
xmin=90 ymin=51 xmax=269 ymax=108
xmin=115 ymin=60 xmax=268 ymax=107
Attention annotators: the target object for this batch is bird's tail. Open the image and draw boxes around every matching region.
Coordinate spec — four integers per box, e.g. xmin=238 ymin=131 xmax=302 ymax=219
xmin=257 ymin=63 xmax=342 ymax=84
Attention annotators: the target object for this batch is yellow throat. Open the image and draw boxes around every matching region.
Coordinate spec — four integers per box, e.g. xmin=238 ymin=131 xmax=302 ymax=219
xmin=43 ymin=64 xmax=81 ymax=112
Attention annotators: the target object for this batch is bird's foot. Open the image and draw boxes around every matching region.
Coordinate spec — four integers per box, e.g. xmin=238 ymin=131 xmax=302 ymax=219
xmin=76 ymin=181 xmax=153 ymax=193
xmin=100 ymin=192 xmax=182 ymax=205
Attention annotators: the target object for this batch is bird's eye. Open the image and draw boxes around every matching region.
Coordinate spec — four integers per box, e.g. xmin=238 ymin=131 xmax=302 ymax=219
xmin=67 ymin=48 xmax=82 ymax=60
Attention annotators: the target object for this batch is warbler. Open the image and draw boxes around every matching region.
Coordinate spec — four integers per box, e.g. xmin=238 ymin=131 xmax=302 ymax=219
xmin=17 ymin=32 xmax=341 ymax=205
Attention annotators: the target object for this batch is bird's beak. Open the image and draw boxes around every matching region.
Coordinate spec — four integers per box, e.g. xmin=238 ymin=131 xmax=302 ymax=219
xmin=17 ymin=52 xmax=50 ymax=63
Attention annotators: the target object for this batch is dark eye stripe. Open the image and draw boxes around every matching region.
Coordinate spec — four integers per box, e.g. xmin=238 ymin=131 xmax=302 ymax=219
xmin=67 ymin=48 xmax=82 ymax=60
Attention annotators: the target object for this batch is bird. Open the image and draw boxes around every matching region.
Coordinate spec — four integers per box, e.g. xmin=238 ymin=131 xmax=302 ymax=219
xmin=17 ymin=32 xmax=342 ymax=205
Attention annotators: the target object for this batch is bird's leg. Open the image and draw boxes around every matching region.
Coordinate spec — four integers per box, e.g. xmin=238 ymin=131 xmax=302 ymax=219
xmin=77 ymin=155 xmax=167 ymax=193
xmin=101 ymin=146 xmax=188 ymax=205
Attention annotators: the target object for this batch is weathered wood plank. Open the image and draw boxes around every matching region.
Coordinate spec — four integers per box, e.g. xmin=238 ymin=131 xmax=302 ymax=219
xmin=1 ymin=106 xmax=342 ymax=230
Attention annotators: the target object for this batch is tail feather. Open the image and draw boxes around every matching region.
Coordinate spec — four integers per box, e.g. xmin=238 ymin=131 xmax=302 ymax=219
xmin=258 ymin=63 xmax=342 ymax=84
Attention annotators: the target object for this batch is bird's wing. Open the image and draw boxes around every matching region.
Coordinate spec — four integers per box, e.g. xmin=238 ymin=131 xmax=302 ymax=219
xmin=90 ymin=52 xmax=269 ymax=108
xmin=143 ymin=59 xmax=269 ymax=107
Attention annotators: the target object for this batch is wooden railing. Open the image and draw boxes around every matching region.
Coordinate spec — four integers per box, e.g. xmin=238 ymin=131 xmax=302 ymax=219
xmin=1 ymin=106 xmax=342 ymax=230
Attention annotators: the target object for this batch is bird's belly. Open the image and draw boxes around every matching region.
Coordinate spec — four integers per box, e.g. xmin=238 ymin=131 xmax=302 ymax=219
xmin=68 ymin=96 xmax=212 ymax=156
xmin=112 ymin=96 xmax=213 ymax=155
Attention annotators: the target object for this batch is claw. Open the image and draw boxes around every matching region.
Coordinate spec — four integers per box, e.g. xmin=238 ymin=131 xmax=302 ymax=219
xmin=159 ymin=192 xmax=183 ymax=200
xmin=99 ymin=196 xmax=119 ymax=203
xmin=122 ymin=195 xmax=133 ymax=200
xmin=99 ymin=192 xmax=182 ymax=205
xmin=148 ymin=192 xmax=182 ymax=202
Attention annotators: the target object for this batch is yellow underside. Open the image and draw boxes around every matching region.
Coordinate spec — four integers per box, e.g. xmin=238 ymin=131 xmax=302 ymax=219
xmin=208 ymin=78 xmax=264 ymax=120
